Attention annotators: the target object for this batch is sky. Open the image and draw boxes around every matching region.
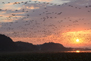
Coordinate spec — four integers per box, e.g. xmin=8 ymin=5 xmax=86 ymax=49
xmin=0 ymin=0 xmax=91 ymax=48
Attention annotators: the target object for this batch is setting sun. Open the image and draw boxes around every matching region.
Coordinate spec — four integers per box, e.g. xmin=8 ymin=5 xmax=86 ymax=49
xmin=76 ymin=39 xmax=79 ymax=42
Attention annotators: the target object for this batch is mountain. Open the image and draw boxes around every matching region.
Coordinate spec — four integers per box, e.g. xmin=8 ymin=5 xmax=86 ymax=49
xmin=0 ymin=34 xmax=68 ymax=52
xmin=0 ymin=34 xmax=17 ymax=51
xmin=15 ymin=41 xmax=38 ymax=51
xmin=39 ymin=42 xmax=66 ymax=51
xmin=15 ymin=42 xmax=72 ymax=52
xmin=0 ymin=34 xmax=90 ymax=52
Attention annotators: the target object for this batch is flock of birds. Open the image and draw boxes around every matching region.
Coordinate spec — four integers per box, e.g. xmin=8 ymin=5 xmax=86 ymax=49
xmin=0 ymin=0 xmax=91 ymax=42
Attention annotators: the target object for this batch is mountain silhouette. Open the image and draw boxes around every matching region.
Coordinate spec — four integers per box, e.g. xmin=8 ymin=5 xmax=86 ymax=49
xmin=15 ymin=42 xmax=67 ymax=52
xmin=0 ymin=34 xmax=89 ymax=52
xmin=39 ymin=42 xmax=66 ymax=51
xmin=15 ymin=41 xmax=38 ymax=51
xmin=0 ymin=34 xmax=17 ymax=51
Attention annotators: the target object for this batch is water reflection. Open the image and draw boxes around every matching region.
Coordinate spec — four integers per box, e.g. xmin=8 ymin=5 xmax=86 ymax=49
xmin=76 ymin=50 xmax=80 ymax=53
xmin=64 ymin=50 xmax=91 ymax=53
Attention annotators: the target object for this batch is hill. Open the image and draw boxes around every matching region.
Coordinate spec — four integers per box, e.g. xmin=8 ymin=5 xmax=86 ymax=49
xmin=15 ymin=41 xmax=38 ymax=51
xmin=0 ymin=34 xmax=17 ymax=51
xmin=0 ymin=34 xmax=68 ymax=52
xmin=39 ymin=42 xmax=66 ymax=51
xmin=15 ymin=42 xmax=71 ymax=52
xmin=0 ymin=34 xmax=90 ymax=52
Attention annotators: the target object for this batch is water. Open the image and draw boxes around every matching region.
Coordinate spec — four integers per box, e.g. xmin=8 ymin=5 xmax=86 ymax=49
xmin=64 ymin=50 xmax=91 ymax=53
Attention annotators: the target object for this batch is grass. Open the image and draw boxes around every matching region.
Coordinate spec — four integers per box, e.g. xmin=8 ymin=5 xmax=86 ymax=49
xmin=0 ymin=52 xmax=91 ymax=61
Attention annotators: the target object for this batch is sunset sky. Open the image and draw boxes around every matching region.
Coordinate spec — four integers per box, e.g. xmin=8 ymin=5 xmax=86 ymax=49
xmin=0 ymin=0 xmax=91 ymax=48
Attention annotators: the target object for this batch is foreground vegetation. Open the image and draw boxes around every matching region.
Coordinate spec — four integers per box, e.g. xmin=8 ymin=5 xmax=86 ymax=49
xmin=0 ymin=52 xmax=91 ymax=61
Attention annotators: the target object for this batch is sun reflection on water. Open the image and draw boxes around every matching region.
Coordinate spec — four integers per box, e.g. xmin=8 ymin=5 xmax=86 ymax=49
xmin=64 ymin=50 xmax=91 ymax=53
xmin=76 ymin=50 xmax=80 ymax=53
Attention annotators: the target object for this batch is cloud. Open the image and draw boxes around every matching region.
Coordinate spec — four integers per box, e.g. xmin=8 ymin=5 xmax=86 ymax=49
xmin=1 ymin=4 xmax=15 ymax=10
xmin=26 ymin=6 xmax=39 ymax=9
xmin=32 ymin=0 xmax=53 ymax=2
xmin=4 ymin=2 xmax=14 ymax=5
xmin=0 ymin=19 xmax=13 ymax=22
xmin=0 ymin=25 xmax=2 ymax=27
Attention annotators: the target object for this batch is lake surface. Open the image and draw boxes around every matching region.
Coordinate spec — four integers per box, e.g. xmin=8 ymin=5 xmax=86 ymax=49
xmin=64 ymin=50 xmax=91 ymax=53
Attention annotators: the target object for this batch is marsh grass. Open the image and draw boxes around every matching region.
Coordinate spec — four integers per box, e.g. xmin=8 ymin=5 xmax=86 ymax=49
xmin=0 ymin=52 xmax=91 ymax=61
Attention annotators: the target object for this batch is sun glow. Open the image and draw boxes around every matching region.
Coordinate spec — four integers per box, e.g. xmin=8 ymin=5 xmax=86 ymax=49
xmin=76 ymin=39 xmax=79 ymax=42
xmin=62 ymin=30 xmax=91 ymax=46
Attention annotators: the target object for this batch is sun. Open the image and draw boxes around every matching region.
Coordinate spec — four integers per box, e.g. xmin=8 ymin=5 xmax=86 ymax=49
xmin=76 ymin=39 xmax=79 ymax=42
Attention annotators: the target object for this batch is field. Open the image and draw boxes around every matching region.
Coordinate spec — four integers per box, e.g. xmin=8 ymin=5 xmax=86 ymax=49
xmin=0 ymin=52 xmax=91 ymax=61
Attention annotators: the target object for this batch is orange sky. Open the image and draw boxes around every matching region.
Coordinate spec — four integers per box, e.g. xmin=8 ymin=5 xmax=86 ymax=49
xmin=11 ymin=29 xmax=91 ymax=48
